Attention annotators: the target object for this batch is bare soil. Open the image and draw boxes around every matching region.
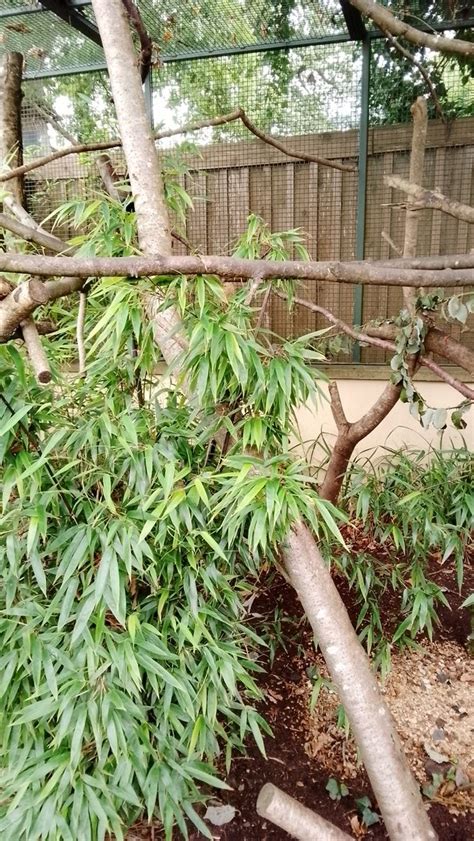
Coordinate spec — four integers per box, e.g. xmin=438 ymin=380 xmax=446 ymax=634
xmin=128 ymin=548 xmax=474 ymax=841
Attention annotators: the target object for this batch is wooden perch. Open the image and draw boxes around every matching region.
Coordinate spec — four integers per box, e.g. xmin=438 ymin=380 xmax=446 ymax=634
xmin=20 ymin=319 xmax=52 ymax=383
xmin=0 ymin=252 xmax=473 ymax=289
xmin=386 ymin=175 xmax=474 ymax=225
xmin=0 ymin=52 xmax=24 ymax=206
xmin=257 ymin=783 xmax=353 ymax=840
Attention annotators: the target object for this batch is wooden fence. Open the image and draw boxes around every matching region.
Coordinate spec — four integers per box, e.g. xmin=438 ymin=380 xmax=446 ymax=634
xmin=27 ymin=117 xmax=474 ymax=363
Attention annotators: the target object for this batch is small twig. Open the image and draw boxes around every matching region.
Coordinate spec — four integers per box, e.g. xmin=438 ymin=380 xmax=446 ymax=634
xmin=76 ymin=291 xmax=87 ymax=377
xmin=381 ymin=230 xmax=402 ymax=256
xmin=382 ymin=27 xmax=445 ymax=121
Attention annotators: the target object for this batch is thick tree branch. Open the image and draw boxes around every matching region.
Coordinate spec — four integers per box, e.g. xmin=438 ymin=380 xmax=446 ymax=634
xmin=366 ymin=323 xmax=474 ymax=377
xmin=386 ymin=175 xmax=474 ymax=224
xmin=0 ymin=210 xmax=73 ymax=254
xmin=0 ymin=106 xmax=355 ymax=185
xmin=348 ymin=0 xmax=474 ymax=57
xmin=0 ymin=52 xmax=24 ymax=206
xmin=403 ymin=97 xmax=427 ymax=316
xmin=0 ymin=252 xmax=472 ymax=289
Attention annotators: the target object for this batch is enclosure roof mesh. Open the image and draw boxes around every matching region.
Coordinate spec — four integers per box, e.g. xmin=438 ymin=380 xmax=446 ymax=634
xmin=0 ymin=1 xmax=471 ymax=79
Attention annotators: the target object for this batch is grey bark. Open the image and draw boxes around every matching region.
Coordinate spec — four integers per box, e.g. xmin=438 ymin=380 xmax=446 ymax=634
xmin=91 ymin=0 xmax=186 ymax=367
xmin=0 ymin=52 xmax=24 ymax=207
xmin=283 ymin=522 xmax=437 ymax=841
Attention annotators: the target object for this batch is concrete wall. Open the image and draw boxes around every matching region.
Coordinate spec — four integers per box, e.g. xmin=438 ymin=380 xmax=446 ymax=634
xmin=294 ymin=378 xmax=473 ymax=462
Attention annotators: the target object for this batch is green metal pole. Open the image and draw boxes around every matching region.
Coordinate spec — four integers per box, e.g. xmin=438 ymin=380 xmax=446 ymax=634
xmin=352 ymin=35 xmax=370 ymax=363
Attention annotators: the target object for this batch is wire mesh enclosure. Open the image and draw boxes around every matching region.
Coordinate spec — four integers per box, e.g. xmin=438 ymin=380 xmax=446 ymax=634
xmin=1 ymin=1 xmax=473 ymax=361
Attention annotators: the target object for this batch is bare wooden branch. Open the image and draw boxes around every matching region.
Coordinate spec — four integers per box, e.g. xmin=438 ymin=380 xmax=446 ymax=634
xmin=348 ymin=0 xmax=474 ymax=57
xmin=238 ymin=110 xmax=356 ymax=173
xmin=0 ymin=52 xmax=24 ymax=206
xmin=121 ymin=0 xmax=153 ymax=82
xmin=0 ymin=104 xmax=356 ymax=185
xmin=11 ymin=318 xmax=56 ymax=340
xmin=0 ymin=252 xmax=472 ymax=289
xmin=2 ymin=209 xmax=473 ymax=274
xmin=76 ymin=292 xmax=87 ymax=377
xmin=381 ymin=29 xmax=445 ymax=120
xmin=387 ymin=175 xmax=474 ymax=224
xmin=257 ymin=783 xmax=353 ymax=840
xmin=0 ymin=278 xmax=48 ymax=341
xmin=327 ymin=381 xmax=349 ymax=431
xmin=403 ymin=97 xmax=428 ymax=317
xmin=20 ymin=319 xmax=52 ymax=383
xmin=95 ymin=154 xmax=122 ymax=201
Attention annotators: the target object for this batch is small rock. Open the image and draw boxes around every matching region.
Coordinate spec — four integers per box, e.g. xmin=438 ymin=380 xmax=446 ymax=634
xmin=436 ymin=671 xmax=449 ymax=683
xmin=435 ymin=717 xmax=446 ymax=728
xmin=455 ymin=766 xmax=470 ymax=788
xmin=238 ymin=784 xmax=245 ymax=792
xmin=432 ymin=728 xmax=446 ymax=743
xmin=296 ymin=781 xmax=304 ymax=788
xmin=424 ymin=742 xmax=450 ymax=763
xmin=204 ymin=804 xmax=236 ymax=827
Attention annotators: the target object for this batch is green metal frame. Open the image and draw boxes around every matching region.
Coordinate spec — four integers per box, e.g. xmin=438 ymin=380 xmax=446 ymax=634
xmin=353 ymin=35 xmax=370 ymax=362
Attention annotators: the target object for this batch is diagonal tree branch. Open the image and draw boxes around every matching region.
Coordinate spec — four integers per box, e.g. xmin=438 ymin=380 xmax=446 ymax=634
xmin=381 ymin=28 xmax=445 ymax=120
xmin=277 ymin=290 xmax=474 ymax=400
xmin=348 ymin=0 xmax=474 ymax=57
xmin=386 ymin=175 xmax=474 ymax=224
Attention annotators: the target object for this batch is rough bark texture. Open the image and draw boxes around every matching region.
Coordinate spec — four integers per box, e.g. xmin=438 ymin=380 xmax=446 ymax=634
xmin=387 ymin=175 xmax=474 ymax=225
xmin=348 ymin=0 xmax=474 ymax=57
xmin=283 ymin=522 xmax=437 ymax=841
xmin=0 ymin=52 xmax=24 ymax=207
xmin=0 ymin=251 xmax=473 ymax=288
xmin=91 ymin=0 xmax=185 ymax=367
xmin=257 ymin=784 xmax=353 ymax=840
xmin=0 ymin=278 xmax=48 ymax=341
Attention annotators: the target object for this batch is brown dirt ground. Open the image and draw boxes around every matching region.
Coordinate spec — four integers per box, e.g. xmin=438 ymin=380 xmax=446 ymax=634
xmin=128 ymin=547 xmax=474 ymax=841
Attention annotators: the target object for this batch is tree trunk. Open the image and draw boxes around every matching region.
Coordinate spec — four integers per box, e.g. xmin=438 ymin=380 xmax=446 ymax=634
xmin=282 ymin=522 xmax=437 ymax=841
xmin=91 ymin=0 xmax=186 ymax=368
xmin=0 ymin=52 xmax=24 ymax=207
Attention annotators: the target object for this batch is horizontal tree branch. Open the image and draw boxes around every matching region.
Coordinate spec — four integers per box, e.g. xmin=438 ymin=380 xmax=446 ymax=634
xmin=0 ymin=106 xmax=355 ymax=185
xmin=1 ymin=210 xmax=473 ymax=273
xmin=279 ymin=291 xmax=474 ymax=400
xmin=386 ymin=175 xmax=474 ymax=224
xmin=348 ymin=0 xmax=474 ymax=57
xmin=0 ymin=252 xmax=472 ymax=289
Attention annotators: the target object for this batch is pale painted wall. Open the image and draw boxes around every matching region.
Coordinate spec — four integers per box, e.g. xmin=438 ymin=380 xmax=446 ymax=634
xmin=293 ymin=379 xmax=473 ymax=462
